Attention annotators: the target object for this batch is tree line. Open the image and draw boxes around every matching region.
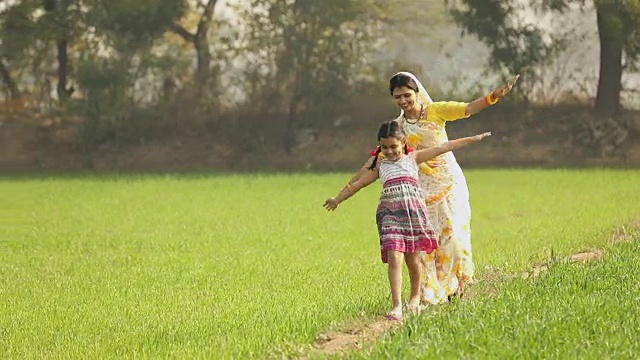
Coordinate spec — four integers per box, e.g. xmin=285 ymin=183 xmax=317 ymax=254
xmin=1 ymin=0 xmax=638 ymax=155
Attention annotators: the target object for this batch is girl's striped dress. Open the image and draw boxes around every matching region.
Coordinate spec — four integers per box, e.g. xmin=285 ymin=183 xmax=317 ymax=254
xmin=376 ymin=155 xmax=438 ymax=263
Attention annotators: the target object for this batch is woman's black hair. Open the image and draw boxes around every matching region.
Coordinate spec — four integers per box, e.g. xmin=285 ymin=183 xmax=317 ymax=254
xmin=389 ymin=73 xmax=419 ymax=95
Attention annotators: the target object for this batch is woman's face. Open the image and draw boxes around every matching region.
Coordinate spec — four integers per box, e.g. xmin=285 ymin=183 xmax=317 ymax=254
xmin=392 ymin=86 xmax=418 ymax=112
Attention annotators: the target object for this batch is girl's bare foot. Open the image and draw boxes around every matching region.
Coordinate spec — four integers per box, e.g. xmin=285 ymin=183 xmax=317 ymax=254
xmin=405 ymin=297 xmax=424 ymax=314
xmin=406 ymin=296 xmax=420 ymax=307
xmin=385 ymin=306 xmax=403 ymax=321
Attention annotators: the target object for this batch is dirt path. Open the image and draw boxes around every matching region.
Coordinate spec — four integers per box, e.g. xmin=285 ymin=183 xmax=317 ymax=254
xmin=301 ymin=219 xmax=640 ymax=358
xmin=304 ymin=318 xmax=402 ymax=358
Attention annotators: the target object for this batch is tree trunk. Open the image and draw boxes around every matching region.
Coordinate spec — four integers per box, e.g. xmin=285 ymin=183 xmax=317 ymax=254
xmin=44 ymin=0 xmax=73 ymax=102
xmin=171 ymin=0 xmax=218 ymax=86
xmin=56 ymin=39 xmax=73 ymax=101
xmin=194 ymin=38 xmax=212 ymax=85
xmin=194 ymin=0 xmax=217 ymax=86
xmin=594 ymin=0 xmax=624 ymax=118
xmin=283 ymin=94 xmax=301 ymax=153
xmin=0 ymin=59 xmax=21 ymax=99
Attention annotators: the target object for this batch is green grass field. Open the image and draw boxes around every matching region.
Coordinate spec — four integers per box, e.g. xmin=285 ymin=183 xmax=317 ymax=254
xmin=1 ymin=169 xmax=640 ymax=359
xmin=349 ymin=239 xmax=640 ymax=359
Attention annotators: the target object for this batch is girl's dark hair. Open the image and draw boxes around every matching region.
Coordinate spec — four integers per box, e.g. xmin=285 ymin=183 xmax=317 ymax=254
xmin=368 ymin=121 xmax=409 ymax=170
xmin=389 ymin=73 xmax=419 ymax=95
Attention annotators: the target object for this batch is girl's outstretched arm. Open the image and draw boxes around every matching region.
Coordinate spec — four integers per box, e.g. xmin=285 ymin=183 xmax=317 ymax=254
xmin=324 ymin=168 xmax=379 ymax=211
xmin=414 ymin=132 xmax=492 ymax=164
xmin=346 ymin=156 xmax=376 ymax=185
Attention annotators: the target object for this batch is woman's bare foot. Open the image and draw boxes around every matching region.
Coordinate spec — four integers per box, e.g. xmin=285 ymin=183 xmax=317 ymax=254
xmin=448 ymin=279 xmax=466 ymax=302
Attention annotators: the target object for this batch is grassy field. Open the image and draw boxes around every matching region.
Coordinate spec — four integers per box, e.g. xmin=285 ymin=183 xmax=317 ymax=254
xmin=1 ymin=169 xmax=640 ymax=359
xmin=348 ymin=238 xmax=640 ymax=359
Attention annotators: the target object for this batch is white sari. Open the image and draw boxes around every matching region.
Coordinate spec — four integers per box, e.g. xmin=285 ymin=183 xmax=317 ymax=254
xmin=394 ymin=72 xmax=474 ymax=304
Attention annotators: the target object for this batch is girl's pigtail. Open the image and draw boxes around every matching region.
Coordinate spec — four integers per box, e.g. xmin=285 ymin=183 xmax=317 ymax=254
xmin=368 ymin=147 xmax=382 ymax=170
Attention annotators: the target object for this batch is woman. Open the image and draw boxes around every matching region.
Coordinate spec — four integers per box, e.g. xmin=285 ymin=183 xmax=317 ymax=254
xmin=350 ymin=72 xmax=518 ymax=305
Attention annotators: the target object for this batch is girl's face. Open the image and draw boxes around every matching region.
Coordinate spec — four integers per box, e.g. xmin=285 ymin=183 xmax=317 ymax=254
xmin=392 ymin=86 xmax=418 ymax=112
xmin=379 ymin=136 xmax=405 ymax=162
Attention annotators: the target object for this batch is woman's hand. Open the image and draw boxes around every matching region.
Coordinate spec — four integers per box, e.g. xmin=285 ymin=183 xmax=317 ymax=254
xmin=467 ymin=74 xmax=520 ymax=115
xmin=490 ymin=74 xmax=520 ymax=101
xmin=323 ymin=198 xmax=339 ymax=211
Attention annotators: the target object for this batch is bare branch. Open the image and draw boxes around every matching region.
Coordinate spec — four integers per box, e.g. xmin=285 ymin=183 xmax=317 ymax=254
xmin=170 ymin=23 xmax=196 ymax=43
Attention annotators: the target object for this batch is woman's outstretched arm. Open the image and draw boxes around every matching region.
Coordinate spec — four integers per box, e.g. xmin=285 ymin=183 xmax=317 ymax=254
xmin=465 ymin=74 xmax=520 ymax=116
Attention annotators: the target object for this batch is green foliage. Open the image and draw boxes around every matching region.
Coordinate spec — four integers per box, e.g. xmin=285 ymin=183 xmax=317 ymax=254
xmin=72 ymin=52 xmax=179 ymax=148
xmin=445 ymin=1 xmax=567 ymax=89
xmin=233 ymin=0 xmax=396 ymax=151
xmin=445 ymin=0 xmax=640 ymax=104
xmin=87 ymin=0 xmax=187 ymax=52
xmin=237 ymin=0 xmax=384 ymax=114
xmin=73 ymin=55 xmax=135 ymax=148
xmin=0 ymin=0 xmax=187 ymax=102
xmin=0 ymin=0 xmax=41 ymax=61
xmin=1 ymin=0 xmax=87 ymax=60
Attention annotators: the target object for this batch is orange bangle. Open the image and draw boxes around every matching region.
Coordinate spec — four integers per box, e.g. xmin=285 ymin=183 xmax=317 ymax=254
xmin=486 ymin=93 xmax=499 ymax=105
xmin=346 ymin=183 xmax=355 ymax=192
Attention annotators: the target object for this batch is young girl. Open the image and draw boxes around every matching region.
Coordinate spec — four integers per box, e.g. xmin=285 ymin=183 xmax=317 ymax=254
xmin=323 ymin=120 xmax=490 ymax=320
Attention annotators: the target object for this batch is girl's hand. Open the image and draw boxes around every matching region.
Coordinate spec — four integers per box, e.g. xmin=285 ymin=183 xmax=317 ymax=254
xmin=323 ymin=198 xmax=339 ymax=211
xmin=474 ymin=132 xmax=492 ymax=141
xmin=491 ymin=74 xmax=520 ymax=101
